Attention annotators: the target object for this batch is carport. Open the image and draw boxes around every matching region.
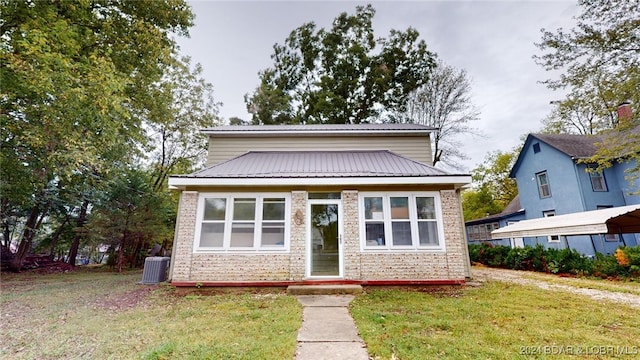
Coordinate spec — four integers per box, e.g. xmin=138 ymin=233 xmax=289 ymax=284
xmin=491 ymin=205 xmax=640 ymax=254
xmin=491 ymin=205 xmax=640 ymax=238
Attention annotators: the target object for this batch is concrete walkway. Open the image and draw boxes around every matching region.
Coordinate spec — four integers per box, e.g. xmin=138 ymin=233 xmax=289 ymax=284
xmin=294 ymin=295 xmax=369 ymax=360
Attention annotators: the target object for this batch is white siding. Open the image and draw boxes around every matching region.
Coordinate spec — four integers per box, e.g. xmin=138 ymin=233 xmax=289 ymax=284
xmin=207 ymin=135 xmax=432 ymax=166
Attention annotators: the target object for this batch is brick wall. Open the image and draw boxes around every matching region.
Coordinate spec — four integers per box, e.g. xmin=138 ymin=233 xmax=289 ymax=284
xmin=342 ymin=190 xmax=361 ymax=279
xmin=289 ymin=191 xmax=306 ymax=280
xmin=170 ymin=188 xmax=468 ymax=283
xmin=171 ymin=191 xmax=197 ymax=281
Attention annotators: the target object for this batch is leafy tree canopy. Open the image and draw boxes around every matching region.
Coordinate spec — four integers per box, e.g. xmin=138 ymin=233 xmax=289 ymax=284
xmin=245 ymin=4 xmax=436 ymax=124
xmin=0 ymin=0 xmax=196 ymax=270
xmin=535 ymin=0 xmax=640 ymax=132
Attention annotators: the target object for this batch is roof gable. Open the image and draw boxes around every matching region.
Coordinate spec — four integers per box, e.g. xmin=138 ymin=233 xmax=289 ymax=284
xmin=510 ymin=133 xmax=599 ymax=178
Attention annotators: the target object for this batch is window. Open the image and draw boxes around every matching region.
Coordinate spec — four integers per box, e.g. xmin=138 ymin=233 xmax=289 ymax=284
xmin=589 ymin=169 xmax=607 ymax=192
xmin=597 ymin=206 xmax=618 ymax=241
xmin=543 ymin=210 xmax=560 ymax=242
xmin=360 ymin=192 xmax=444 ymax=250
xmin=536 ymin=171 xmax=551 ymax=198
xmin=195 ymin=194 xmax=290 ymax=252
xmin=533 ymin=143 xmax=541 ymax=153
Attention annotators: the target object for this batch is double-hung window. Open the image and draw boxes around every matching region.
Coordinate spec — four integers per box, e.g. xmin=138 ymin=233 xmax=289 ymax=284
xmin=536 ymin=171 xmax=551 ymax=198
xmin=588 ymin=168 xmax=607 ymax=192
xmin=195 ymin=193 xmax=290 ymax=252
xmin=361 ymin=192 xmax=444 ymax=250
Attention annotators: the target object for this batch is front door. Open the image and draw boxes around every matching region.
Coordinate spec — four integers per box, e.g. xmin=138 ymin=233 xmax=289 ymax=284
xmin=307 ymin=200 xmax=343 ymax=278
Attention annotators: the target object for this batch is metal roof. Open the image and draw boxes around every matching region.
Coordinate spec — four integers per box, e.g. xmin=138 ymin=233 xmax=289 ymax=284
xmin=491 ymin=205 xmax=640 ymax=238
xmin=202 ymin=123 xmax=435 ymax=135
xmin=181 ymin=150 xmax=456 ymax=178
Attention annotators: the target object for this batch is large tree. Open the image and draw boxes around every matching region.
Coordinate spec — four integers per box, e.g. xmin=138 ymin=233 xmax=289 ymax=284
xmin=535 ymin=0 xmax=639 ymax=131
xmin=462 ymin=149 xmax=519 ymax=221
xmin=399 ymin=61 xmax=481 ymax=168
xmin=0 ymin=0 xmax=194 ymax=271
xmin=245 ymin=4 xmax=436 ymax=124
xmin=535 ymin=0 xmax=639 ymax=193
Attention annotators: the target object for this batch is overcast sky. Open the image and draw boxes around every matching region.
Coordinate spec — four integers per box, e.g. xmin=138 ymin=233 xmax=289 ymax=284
xmin=176 ymin=0 xmax=579 ymax=172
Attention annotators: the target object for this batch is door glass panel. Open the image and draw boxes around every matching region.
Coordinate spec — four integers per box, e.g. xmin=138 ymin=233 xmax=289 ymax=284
xmin=310 ymin=204 xmax=339 ymax=276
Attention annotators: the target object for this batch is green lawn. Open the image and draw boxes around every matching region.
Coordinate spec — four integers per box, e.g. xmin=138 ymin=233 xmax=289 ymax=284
xmin=350 ymin=283 xmax=640 ymax=359
xmin=3 ymin=268 xmax=639 ymax=360
xmin=0 ymin=268 xmax=302 ymax=360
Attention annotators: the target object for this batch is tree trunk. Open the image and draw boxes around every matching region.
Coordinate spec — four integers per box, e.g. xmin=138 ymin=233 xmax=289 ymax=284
xmin=9 ymin=206 xmax=40 ymax=272
xmin=48 ymin=215 xmax=70 ymax=260
xmin=117 ymin=229 xmax=127 ymax=273
xmin=67 ymin=200 xmax=89 ymax=267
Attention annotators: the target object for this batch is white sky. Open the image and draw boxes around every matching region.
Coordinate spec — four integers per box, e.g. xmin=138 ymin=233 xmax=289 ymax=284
xmin=176 ymin=0 xmax=579 ymax=172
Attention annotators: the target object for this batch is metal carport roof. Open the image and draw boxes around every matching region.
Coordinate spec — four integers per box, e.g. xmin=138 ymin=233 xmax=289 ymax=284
xmin=491 ymin=205 xmax=640 ymax=239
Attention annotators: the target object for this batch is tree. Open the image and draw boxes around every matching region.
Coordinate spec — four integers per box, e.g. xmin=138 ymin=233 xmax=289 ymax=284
xmin=471 ymin=150 xmax=519 ymax=209
xmin=399 ymin=61 xmax=481 ymax=168
xmin=88 ymin=169 xmax=170 ymax=272
xmin=245 ymin=4 xmax=436 ymax=124
xmin=535 ymin=0 xmax=640 ymax=193
xmin=462 ymin=149 xmax=519 ymax=221
xmin=461 ymin=188 xmax=502 ymax=221
xmin=0 ymin=0 xmax=194 ymax=271
xmin=535 ymin=0 xmax=640 ymax=131
xmin=145 ymin=55 xmax=221 ymax=192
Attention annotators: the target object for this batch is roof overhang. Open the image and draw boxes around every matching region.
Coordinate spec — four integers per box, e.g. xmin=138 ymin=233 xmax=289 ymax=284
xmin=491 ymin=205 xmax=640 ymax=238
xmin=168 ymin=175 xmax=471 ymax=189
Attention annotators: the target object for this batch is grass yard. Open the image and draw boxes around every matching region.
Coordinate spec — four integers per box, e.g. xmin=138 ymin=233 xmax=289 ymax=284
xmin=350 ymin=283 xmax=640 ymax=359
xmin=519 ymin=271 xmax=640 ymax=296
xmin=3 ymin=268 xmax=640 ymax=360
xmin=0 ymin=268 xmax=301 ymax=360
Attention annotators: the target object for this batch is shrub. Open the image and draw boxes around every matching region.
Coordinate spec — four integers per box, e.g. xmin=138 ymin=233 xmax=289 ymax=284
xmin=591 ymin=252 xmax=625 ymax=279
xmin=468 ymin=243 xmax=640 ymax=279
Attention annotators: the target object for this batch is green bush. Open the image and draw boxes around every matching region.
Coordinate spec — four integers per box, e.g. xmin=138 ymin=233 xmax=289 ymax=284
xmin=468 ymin=243 xmax=639 ymax=279
xmin=592 ymin=253 xmax=625 ymax=278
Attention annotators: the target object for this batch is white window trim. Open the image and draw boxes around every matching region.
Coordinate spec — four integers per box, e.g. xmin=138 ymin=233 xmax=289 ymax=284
xmin=536 ymin=171 xmax=551 ymax=198
xmin=589 ymin=170 xmax=608 ymax=192
xmin=543 ymin=210 xmax=560 ymax=242
xmin=193 ymin=192 xmax=291 ymax=253
xmin=358 ymin=192 xmax=446 ymax=252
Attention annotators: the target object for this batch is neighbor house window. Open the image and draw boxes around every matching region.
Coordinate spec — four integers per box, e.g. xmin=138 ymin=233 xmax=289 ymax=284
xmin=195 ymin=193 xmax=290 ymax=252
xmin=543 ymin=210 xmax=560 ymax=242
xmin=589 ymin=169 xmax=607 ymax=192
xmin=360 ymin=192 xmax=444 ymax=250
xmin=536 ymin=171 xmax=551 ymax=198
xmin=597 ymin=205 xmax=618 ymax=241
xmin=533 ymin=143 xmax=541 ymax=153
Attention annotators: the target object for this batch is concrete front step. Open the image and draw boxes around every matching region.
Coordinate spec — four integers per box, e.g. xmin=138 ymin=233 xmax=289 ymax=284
xmin=287 ymin=284 xmax=363 ymax=296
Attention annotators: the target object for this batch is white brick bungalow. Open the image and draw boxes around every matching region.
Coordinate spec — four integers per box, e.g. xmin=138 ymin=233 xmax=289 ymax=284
xmin=167 ymin=124 xmax=472 ymax=286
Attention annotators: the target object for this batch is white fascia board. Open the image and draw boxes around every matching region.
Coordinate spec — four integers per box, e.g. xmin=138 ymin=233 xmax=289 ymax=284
xmin=201 ymin=129 xmax=434 ymax=136
xmin=168 ymin=175 xmax=471 ymax=187
xmin=491 ymin=224 xmax=608 ymax=238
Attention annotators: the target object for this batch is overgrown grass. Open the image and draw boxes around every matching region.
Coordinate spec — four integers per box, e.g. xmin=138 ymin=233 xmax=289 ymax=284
xmin=0 ymin=268 xmax=301 ymax=359
xmin=351 ymin=283 xmax=640 ymax=359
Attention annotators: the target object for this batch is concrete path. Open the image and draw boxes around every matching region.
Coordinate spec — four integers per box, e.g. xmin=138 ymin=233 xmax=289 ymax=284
xmin=295 ymin=295 xmax=369 ymax=360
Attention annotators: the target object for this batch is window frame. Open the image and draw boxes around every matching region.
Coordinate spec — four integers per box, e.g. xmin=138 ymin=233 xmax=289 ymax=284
xmin=536 ymin=171 xmax=552 ymax=198
xmin=193 ymin=193 xmax=291 ymax=253
xmin=542 ymin=210 xmax=560 ymax=242
xmin=359 ymin=192 xmax=446 ymax=252
xmin=588 ymin=168 xmax=608 ymax=192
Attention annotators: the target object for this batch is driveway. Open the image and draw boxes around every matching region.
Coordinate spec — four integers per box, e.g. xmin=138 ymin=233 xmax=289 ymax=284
xmin=471 ymin=266 xmax=640 ymax=309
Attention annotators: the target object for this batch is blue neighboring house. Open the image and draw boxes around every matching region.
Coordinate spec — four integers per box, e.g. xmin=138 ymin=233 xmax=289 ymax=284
xmin=506 ymin=131 xmax=639 ymax=256
xmin=465 ymin=195 xmax=526 ymax=247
